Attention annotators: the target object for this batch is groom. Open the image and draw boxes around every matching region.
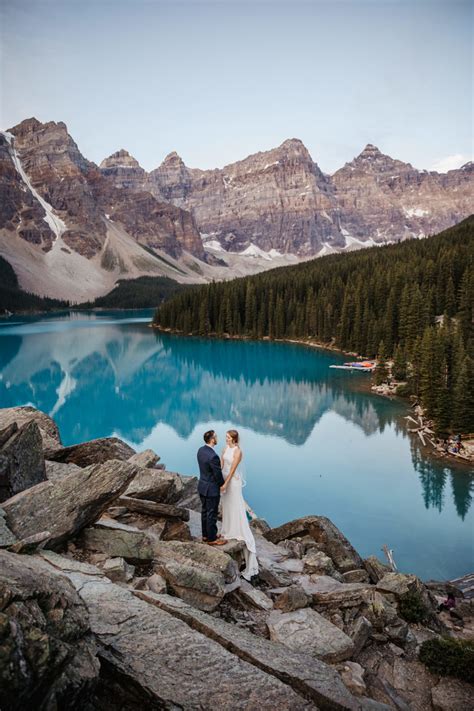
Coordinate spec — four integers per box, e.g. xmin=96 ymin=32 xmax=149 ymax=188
xmin=197 ymin=430 xmax=228 ymax=546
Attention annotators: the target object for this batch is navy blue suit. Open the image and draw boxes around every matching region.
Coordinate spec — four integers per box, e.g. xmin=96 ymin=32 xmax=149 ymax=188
xmin=197 ymin=444 xmax=225 ymax=542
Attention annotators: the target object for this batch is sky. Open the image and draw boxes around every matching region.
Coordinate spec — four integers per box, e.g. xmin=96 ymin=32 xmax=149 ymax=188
xmin=1 ymin=0 xmax=472 ymax=174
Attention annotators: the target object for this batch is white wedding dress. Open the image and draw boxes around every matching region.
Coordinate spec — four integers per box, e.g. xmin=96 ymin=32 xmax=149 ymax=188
xmin=220 ymin=446 xmax=259 ymax=581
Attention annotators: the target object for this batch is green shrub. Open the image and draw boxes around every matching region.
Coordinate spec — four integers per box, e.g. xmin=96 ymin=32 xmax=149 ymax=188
xmin=419 ymin=637 xmax=474 ymax=683
xmin=399 ymin=590 xmax=428 ymax=623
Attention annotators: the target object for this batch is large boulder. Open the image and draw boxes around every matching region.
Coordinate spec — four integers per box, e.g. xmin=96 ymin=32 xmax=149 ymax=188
xmin=136 ymin=590 xmax=369 ymax=710
xmin=50 ymin=568 xmax=314 ymax=710
xmin=124 ymin=467 xmax=184 ymax=502
xmin=0 ymin=507 xmax=17 ymax=547
xmin=431 ymin=676 xmax=474 ymax=711
xmin=127 ymin=448 xmax=160 ymax=468
xmin=265 ymin=516 xmax=364 ymax=573
xmin=81 ymin=519 xmax=156 ymax=560
xmin=46 ymin=436 xmax=135 ymax=466
xmin=2 ymin=460 xmax=138 ymax=547
xmin=0 ymin=421 xmax=46 ymax=502
xmin=0 ymin=550 xmax=99 ymax=710
xmin=267 ymin=608 xmax=355 ymax=663
xmin=45 ymin=460 xmax=82 ymax=483
xmin=152 ymin=540 xmax=240 ymax=612
xmin=0 ymin=406 xmax=62 ymax=452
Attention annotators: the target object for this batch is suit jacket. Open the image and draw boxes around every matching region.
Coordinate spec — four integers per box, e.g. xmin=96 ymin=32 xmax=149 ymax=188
xmin=197 ymin=445 xmax=225 ymax=497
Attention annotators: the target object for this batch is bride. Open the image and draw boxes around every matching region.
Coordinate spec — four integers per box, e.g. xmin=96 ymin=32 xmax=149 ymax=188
xmin=220 ymin=429 xmax=259 ymax=581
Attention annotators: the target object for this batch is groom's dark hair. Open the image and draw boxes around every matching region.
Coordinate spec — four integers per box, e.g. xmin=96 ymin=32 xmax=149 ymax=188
xmin=203 ymin=430 xmax=215 ymax=444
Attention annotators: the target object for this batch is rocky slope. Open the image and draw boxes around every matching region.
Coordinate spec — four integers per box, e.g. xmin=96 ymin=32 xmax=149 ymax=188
xmin=1 ymin=405 xmax=473 ymax=710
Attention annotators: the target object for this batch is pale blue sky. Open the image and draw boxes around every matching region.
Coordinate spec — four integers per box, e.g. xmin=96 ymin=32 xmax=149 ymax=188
xmin=1 ymin=0 xmax=472 ymax=173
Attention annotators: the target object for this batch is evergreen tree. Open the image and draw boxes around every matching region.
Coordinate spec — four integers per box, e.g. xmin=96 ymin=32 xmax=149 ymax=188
xmin=374 ymin=341 xmax=389 ymax=385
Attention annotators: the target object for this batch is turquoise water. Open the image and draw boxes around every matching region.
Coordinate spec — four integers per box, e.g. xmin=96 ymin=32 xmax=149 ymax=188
xmin=0 ymin=309 xmax=472 ymax=580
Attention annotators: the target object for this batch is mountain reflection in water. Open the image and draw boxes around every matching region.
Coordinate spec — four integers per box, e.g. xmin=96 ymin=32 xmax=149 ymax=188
xmin=0 ymin=311 xmax=472 ymax=579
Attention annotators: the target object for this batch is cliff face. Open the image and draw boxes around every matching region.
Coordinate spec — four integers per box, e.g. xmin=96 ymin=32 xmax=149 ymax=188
xmin=148 ymin=141 xmax=474 ymax=255
xmin=332 ymin=144 xmax=474 ymax=244
xmin=149 ymin=139 xmax=342 ymax=254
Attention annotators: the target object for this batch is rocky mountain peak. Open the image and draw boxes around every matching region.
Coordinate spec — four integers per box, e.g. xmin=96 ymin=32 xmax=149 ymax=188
xmin=100 ymin=149 xmax=142 ymax=171
xmin=161 ymin=151 xmax=185 ymax=167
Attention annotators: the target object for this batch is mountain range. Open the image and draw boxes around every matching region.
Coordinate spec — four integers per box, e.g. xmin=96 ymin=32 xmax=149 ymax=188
xmin=1 ymin=117 xmax=472 ymax=301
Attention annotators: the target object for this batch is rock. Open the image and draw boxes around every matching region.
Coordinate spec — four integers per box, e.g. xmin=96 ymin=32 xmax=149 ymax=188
xmin=55 ymin=570 xmax=313 ymax=709
xmin=46 ymin=436 xmax=135 ymax=466
xmin=299 ymin=574 xmax=371 ymax=609
xmin=363 ymin=556 xmax=392 ymax=583
xmin=350 ymin=616 xmax=373 ymax=656
xmin=45 ymin=459 xmax=82 ymax=483
xmin=0 ymin=550 xmax=99 ymax=710
xmin=0 ymin=507 xmax=17 ymax=547
xmin=0 ymin=406 xmax=62 ymax=451
xmin=273 ymin=585 xmax=310 ymax=612
xmin=0 ymin=420 xmax=46 ymax=502
xmin=0 ymin=422 xmax=18 ymax=447
xmin=362 ymin=590 xmax=400 ymax=632
xmin=160 ymin=517 xmax=192 ymax=541
xmin=152 ymin=540 xmax=239 ymax=612
xmin=38 ymin=549 xmax=104 ymax=577
xmin=8 ymin=530 xmax=51 ymax=554
xmin=134 ymin=590 xmax=364 ymax=710
xmin=124 ymin=467 xmax=183 ymax=502
xmin=81 ymin=519 xmax=156 ymax=560
xmin=267 ymin=608 xmax=355 ymax=663
xmin=174 ymin=473 xmax=201 ymax=510
xmin=250 ymin=517 xmax=271 ymax=535
xmin=376 ymin=572 xmax=421 ymax=597
xmin=303 ymin=549 xmax=336 ymax=575
xmin=431 ymin=676 xmax=474 ymax=711
xmin=127 ymin=448 xmax=160 ymax=468
xmin=103 ymin=557 xmax=135 ymax=583
xmin=265 ymin=516 xmax=364 ymax=573
xmin=255 ymin=533 xmax=295 ymax=587
xmin=3 ymin=459 xmax=138 ymax=547
xmin=118 ymin=495 xmax=190 ymax=520
xmin=232 ymin=578 xmax=274 ymax=611
xmin=338 ymin=662 xmax=367 ymax=697
xmin=343 ymin=569 xmax=371 ymax=584
xmin=146 ymin=572 xmax=167 ymax=594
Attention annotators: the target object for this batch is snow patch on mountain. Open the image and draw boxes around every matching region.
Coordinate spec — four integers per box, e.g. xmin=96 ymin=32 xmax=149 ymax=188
xmin=403 ymin=207 xmax=429 ymax=218
xmin=1 ymin=130 xmax=67 ymax=240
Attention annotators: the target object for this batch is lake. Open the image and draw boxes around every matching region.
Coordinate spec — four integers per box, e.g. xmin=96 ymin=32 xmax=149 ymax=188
xmin=0 ymin=309 xmax=472 ymax=580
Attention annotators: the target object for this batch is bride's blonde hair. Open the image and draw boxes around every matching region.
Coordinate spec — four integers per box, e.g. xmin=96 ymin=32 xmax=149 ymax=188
xmin=227 ymin=429 xmax=239 ymax=445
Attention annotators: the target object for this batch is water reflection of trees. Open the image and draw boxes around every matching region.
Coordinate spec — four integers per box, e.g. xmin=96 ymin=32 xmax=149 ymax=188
xmin=410 ymin=438 xmax=473 ymax=519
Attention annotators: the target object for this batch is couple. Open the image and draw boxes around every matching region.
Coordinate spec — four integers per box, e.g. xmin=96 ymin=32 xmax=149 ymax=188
xmin=197 ymin=429 xmax=259 ymax=581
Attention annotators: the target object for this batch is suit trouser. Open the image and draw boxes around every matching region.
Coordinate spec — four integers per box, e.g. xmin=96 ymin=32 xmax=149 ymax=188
xmin=200 ymin=494 xmax=220 ymax=541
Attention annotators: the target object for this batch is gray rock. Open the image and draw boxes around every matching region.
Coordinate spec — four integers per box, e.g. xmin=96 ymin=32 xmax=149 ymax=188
xmin=0 ymin=405 xmax=62 ymax=451
xmin=299 ymin=574 xmax=371 ymax=609
xmin=0 ymin=420 xmax=46 ymax=502
xmin=8 ymin=530 xmax=50 ymax=554
xmin=250 ymin=517 xmax=271 ymax=534
xmin=343 ymin=569 xmax=371 ymax=584
xmin=255 ymin=533 xmax=295 ymax=587
xmin=0 ymin=507 xmax=17 ymax=547
xmin=0 ymin=421 xmax=18 ymax=447
xmin=0 ymin=550 xmax=99 ymax=710
xmin=364 ymin=556 xmax=392 ymax=583
xmin=103 ymin=556 xmax=135 ymax=582
xmin=81 ymin=519 xmax=156 ymax=559
xmin=265 ymin=516 xmax=364 ymax=573
xmin=3 ymin=459 xmax=138 ymax=547
xmin=273 ymin=585 xmax=310 ymax=612
xmin=124 ymin=467 xmax=183 ymax=502
xmin=267 ymin=608 xmax=355 ymax=663
xmin=135 ymin=590 xmax=364 ymax=710
xmin=146 ymin=572 xmax=167 ymax=594
xmin=152 ymin=540 xmax=239 ymax=612
xmin=57 ymin=571 xmax=313 ymax=709
xmin=431 ymin=677 xmax=474 ymax=711
xmin=350 ymin=616 xmax=373 ymax=656
xmin=338 ymin=661 xmax=367 ymax=697
xmin=46 ymin=436 xmax=135 ymax=466
xmin=45 ymin=459 xmax=81 ymax=483
xmin=233 ymin=578 xmax=274 ymax=610
xmin=127 ymin=448 xmax=160 ymax=468
xmin=118 ymin=494 xmax=190 ymax=520
xmin=175 ymin=473 xmax=201 ymax=510
xmin=303 ymin=549 xmax=336 ymax=575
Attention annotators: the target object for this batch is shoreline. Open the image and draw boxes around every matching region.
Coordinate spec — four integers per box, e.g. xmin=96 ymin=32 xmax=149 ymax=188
xmin=153 ymin=324 xmax=474 ymax=466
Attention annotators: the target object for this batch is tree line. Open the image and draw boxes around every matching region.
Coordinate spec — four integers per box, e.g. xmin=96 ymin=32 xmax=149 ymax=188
xmin=154 ymin=217 xmax=474 ymax=435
